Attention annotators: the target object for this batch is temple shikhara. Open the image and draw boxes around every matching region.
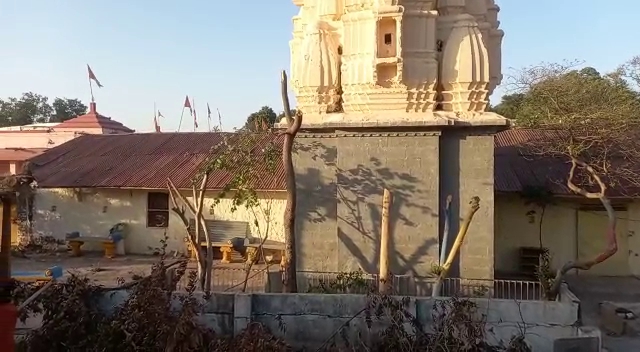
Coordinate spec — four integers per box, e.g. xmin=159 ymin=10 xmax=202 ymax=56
xmin=289 ymin=0 xmax=504 ymax=126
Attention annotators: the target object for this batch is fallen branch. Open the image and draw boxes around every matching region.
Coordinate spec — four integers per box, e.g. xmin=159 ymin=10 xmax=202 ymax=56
xmin=549 ymin=158 xmax=617 ymax=298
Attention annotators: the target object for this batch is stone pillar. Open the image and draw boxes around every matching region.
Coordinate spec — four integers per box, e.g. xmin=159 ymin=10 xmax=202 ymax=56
xmin=440 ymin=129 xmax=496 ymax=281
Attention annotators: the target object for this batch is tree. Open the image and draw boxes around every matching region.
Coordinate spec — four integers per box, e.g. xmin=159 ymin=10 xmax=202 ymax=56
xmin=50 ymin=98 xmax=88 ymax=122
xmin=167 ymin=71 xmax=302 ymax=293
xmin=505 ymin=59 xmax=640 ymax=298
xmin=244 ymin=106 xmax=277 ymax=132
xmin=0 ymin=93 xmax=88 ymax=127
xmin=490 ymin=93 xmax=525 ymax=119
xmin=277 ymin=109 xmax=297 ymax=121
xmin=0 ymin=92 xmax=53 ymax=127
xmin=279 ymin=71 xmax=302 ymax=293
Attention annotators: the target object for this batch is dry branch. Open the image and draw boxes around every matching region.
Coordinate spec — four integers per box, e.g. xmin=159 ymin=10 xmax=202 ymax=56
xmin=549 ymin=158 xmax=617 ymax=298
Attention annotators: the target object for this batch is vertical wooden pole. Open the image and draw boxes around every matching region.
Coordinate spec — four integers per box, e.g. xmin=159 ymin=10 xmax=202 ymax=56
xmin=379 ymin=189 xmax=392 ymax=294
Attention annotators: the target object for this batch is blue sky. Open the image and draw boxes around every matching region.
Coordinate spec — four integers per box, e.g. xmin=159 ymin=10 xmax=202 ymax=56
xmin=0 ymin=1 xmax=637 ymax=132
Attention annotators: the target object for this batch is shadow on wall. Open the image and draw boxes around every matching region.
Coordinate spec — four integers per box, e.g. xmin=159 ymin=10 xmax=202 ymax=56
xmin=295 ymin=139 xmax=438 ymax=276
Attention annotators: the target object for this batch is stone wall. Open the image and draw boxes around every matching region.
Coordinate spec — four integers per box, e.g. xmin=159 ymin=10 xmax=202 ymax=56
xmin=101 ymin=291 xmax=587 ymax=352
xmin=294 ymin=128 xmax=499 ymax=279
xmin=294 ymin=130 xmax=441 ymax=275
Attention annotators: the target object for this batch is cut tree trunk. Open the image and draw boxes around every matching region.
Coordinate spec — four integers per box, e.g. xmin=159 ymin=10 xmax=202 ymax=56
xmin=439 ymin=195 xmax=452 ymax=265
xmin=432 ymin=196 xmax=481 ymax=297
xmin=280 ymin=70 xmax=302 ymax=293
xmin=379 ymin=189 xmax=392 ymax=294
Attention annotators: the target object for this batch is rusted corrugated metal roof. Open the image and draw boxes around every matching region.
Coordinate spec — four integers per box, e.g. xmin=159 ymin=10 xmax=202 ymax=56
xmin=28 ymin=132 xmax=286 ymax=190
xmin=494 ymin=129 xmax=640 ymax=197
xmin=28 ymin=129 xmax=637 ymax=197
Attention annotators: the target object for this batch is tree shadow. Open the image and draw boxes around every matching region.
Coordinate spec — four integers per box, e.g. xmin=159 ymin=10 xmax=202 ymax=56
xmin=294 ymin=137 xmax=439 ymax=276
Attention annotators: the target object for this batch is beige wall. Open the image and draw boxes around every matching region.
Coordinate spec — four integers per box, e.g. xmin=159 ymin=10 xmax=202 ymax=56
xmin=495 ymin=194 xmax=640 ymax=277
xmin=32 ymin=188 xmax=286 ymax=255
xmin=0 ymin=131 xmax=81 ymax=149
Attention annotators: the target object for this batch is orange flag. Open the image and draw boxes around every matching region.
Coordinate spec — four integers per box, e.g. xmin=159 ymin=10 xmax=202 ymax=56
xmin=183 ymin=95 xmax=192 ymax=115
xmin=87 ymin=65 xmax=103 ymax=88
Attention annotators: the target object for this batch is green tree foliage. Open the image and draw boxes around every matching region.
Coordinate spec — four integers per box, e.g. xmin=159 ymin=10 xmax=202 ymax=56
xmin=244 ymin=106 xmax=277 ymax=132
xmin=243 ymin=106 xmax=297 ymax=132
xmin=494 ymin=62 xmax=640 ymax=127
xmin=50 ymin=98 xmax=88 ymax=122
xmin=0 ymin=92 xmax=87 ymax=127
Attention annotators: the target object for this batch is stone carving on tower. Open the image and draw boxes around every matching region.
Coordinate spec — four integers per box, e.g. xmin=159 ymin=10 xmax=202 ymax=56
xmin=289 ymin=0 xmax=505 ymax=126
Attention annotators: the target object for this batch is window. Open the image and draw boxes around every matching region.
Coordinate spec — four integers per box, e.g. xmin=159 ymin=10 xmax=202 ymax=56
xmin=147 ymin=192 xmax=169 ymax=228
xmin=384 ymin=33 xmax=392 ymax=45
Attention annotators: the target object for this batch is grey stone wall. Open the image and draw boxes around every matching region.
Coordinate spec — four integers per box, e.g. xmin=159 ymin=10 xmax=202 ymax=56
xmin=294 ymin=127 xmax=498 ymax=279
xmin=439 ymin=129 xmax=496 ymax=280
xmin=294 ymin=130 xmax=440 ymax=275
xmin=99 ymin=291 xmax=586 ymax=352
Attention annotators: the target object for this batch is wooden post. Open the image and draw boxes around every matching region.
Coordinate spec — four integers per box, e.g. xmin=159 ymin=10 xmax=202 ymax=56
xmin=379 ymin=189 xmax=392 ymax=294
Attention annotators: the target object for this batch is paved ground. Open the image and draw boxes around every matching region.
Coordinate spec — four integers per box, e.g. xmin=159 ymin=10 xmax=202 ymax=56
xmin=565 ymin=275 xmax=640 ymax=351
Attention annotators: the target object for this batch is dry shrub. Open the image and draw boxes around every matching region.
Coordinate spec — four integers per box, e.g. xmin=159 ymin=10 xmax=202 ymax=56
xmin=12 ymin=260 xmax=530 ymax=352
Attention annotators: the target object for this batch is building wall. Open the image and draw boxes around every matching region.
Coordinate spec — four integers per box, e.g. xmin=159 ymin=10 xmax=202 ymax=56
xmin=32 ymin=188 xmax=286 ymax=255
xmin=0 ymin=131 xmax=80 ymax=149
xmin=495 ymin=194 xmax=639 ymax=277
xmin=294 ymin=131 xmax=441 ymax=276
xmin=440 ymin=130 xmax=497 ymax=281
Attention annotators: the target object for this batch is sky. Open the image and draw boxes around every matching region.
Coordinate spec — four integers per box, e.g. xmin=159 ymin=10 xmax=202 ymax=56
xmin=0 ymin=1 xmax=638 ymax=132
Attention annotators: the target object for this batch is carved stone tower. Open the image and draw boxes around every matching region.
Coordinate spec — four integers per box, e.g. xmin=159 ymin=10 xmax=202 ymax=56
xmin=288 ymin=0 xmax=508 ymax=285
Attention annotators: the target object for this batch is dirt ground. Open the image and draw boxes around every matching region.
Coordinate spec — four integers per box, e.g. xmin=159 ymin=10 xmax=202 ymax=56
xmin=12 ymin=252 xmax=161 ymax=286
xmin=12 ymin=251 xmax=276 ymax=287
xmin=12 ymin=251 xmax=275 ymax=334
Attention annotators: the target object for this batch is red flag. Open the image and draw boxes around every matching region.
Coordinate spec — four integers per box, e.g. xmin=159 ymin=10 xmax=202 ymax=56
xmin=87 ymin=65 xmax=103 ymax=88
xmin=192 ymin=98 xmax=198 ymax=129
xmin=183 ymin=95 xmax=193 ymax=115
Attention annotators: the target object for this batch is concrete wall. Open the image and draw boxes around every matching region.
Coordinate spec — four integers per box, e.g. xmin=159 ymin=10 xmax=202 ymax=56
xmin=293 ymin=128 xmax=499 ymax=279
xmin=440 ymin=129 xmax=496 ymax=280
xmin=32 ymin=188 xmax=286 ymax=254
xmin=294 ymin=131 xmax=441 ymax=275
xmin=100 ymin=292 xmax=582 ymax=352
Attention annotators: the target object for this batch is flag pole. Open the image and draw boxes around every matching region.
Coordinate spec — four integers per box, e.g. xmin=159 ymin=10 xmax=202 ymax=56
xmin=88 ymin=77 xmax=95 ymax=103
xmin=216 ymin=108 xmax=223 ymax=131
xmin=177 ymin=107 xmax=185 ymax=132
xmin=154 ymin=102 xmax=157 ymax=132
xmin=192 ymin=97 xmax=197 ymax=132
